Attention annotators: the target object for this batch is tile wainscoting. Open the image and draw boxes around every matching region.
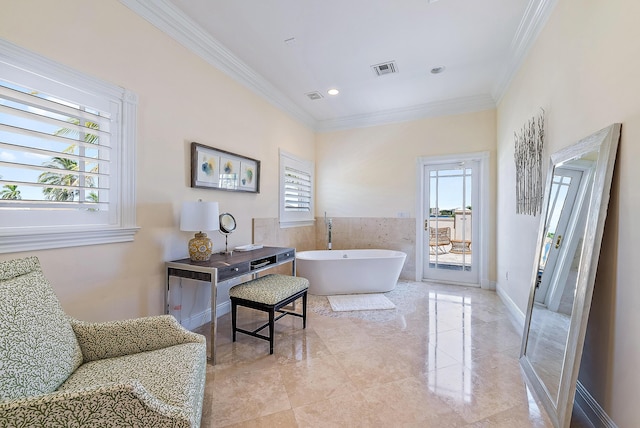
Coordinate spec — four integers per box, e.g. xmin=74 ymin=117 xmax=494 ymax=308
xmin=252 ymin=217 xmax=416 ymax=280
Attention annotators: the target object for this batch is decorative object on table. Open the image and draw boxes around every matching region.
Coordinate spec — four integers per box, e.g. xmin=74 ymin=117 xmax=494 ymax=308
xmin=514 ymin=109 xmax=545 ymax=216
xmin=191 ymin=142 xmax=260 ymax=193
xmin=235 ymin=244 xmax=264 ymax=252
xmin=218 ymin=212 xmax=236 ymax=255
xmin=180 ymin=200 xmax=220 ymax=261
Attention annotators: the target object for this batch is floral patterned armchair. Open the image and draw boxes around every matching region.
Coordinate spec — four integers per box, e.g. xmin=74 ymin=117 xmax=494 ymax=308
xmin=0 ymin=256 xmax=207 ymax=428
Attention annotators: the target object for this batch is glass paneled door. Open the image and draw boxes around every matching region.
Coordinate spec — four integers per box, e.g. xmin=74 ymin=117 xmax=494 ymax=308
xmin=423 ymin=162 xmax=479 ymax=284
xmin=534 ymin=165 xmax=589 ymax=311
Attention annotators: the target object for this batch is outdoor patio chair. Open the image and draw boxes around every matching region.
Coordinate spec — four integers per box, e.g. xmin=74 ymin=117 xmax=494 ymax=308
xmin=429 ymin=227 xmax=451 ymax=254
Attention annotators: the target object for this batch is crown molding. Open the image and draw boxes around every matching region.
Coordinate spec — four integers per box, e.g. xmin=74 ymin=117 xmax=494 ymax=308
xmin=119 ymin=0 xmax=316 ymax=129
xmin=121 ymin=0 xmax=547 ymax=132
xmin=315 ymin=94 xmax=496 ymax=133
xmin=492 ymin=0 xmax=559 ymax=104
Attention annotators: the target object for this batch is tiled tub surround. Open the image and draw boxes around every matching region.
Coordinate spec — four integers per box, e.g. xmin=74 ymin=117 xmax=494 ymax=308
xmin=252 ymin=217 xmax=416 ymax=280
xmin=251 ymin=219 xmax=316 ymax=276
xmin=252 ymin=219 xmax=317 ymax=253
xmin=198 ymin=281 xmax=592 ymax=427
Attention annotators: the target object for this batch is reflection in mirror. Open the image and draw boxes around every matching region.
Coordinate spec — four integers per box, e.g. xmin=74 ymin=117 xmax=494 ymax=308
xmin=520 ymin=124 xmax=620 ymax=428
xmin=526 ymin=156 xmax=594 ymax=402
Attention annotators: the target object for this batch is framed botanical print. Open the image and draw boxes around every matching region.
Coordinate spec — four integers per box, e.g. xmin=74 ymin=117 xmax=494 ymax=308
xmin=191 ymin=142 xmax=260 ymax=193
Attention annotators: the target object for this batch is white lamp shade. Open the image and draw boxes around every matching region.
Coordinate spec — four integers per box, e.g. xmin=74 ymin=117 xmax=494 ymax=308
xmin=180 ymin=201 xmax=220 ymax=232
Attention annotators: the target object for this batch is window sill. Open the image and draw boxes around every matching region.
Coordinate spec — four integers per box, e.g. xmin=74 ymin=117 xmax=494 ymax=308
xmin=0 ymin=226 xmax=140 ymax=253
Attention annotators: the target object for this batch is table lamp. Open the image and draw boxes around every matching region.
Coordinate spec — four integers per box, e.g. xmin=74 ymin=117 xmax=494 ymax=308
xmin=180 ymin=200 xmax=220 ymax=261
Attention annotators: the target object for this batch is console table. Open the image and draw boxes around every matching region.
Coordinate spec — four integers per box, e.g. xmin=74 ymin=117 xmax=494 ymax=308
xmin=165 ymin=246 xmax=296 ymax=364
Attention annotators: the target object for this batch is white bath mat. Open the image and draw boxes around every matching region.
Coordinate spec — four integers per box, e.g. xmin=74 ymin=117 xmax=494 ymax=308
xmin=327 ymin=294 xmax=396 ymax=312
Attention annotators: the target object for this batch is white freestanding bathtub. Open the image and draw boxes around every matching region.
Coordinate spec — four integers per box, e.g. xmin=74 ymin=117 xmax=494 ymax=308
xmin=296 ymin=249 xmax=406 ymax=295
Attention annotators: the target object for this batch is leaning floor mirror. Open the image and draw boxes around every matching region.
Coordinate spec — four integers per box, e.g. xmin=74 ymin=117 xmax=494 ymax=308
xmin=520 ymin=123 xmax=620 ymax=428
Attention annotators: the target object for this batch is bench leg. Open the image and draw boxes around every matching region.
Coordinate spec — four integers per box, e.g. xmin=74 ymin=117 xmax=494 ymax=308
xmin=302 ymin=291 xmax=307 ymax=329
xmin=269 ymin=309 xmax=275 ymax=354
xmin=231 ymin=301 xmax=237 ymax=342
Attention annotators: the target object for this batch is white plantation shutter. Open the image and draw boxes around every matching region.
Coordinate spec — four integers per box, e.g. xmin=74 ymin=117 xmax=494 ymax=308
xmin=0 ymin=39 xmax=138 ymax=253
xmin=284 ymin=166 xmax=312 ymax=212
xmin=0 ymin=83 xmax=112 ymax=216
xmin=280 ymin=150 xmax=314 ymax=227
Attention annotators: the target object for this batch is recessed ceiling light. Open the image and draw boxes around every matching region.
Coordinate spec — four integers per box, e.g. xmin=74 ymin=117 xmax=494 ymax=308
xmin=327 ymin=88 xmax=340 ymax=96
xmin=430 ymin=66 xmax=446 ymax=74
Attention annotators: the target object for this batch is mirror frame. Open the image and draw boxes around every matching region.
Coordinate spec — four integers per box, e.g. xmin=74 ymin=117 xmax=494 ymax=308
xmin=219 ymin=213 xmax=236 ymax=234
xmin=519 ymin=123 xmax=620 ymax=427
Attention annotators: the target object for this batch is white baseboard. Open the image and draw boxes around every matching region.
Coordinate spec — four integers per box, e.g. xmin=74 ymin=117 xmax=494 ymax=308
xmin=180 ymin=301 xmax=231 ymax=331
xmin=575 ymin=381 xmax=618 ymax=428
xmin=481 ymin=279 xmax=496 ymax=289
xmin=495 ymin=282 xmax=526 ymax=328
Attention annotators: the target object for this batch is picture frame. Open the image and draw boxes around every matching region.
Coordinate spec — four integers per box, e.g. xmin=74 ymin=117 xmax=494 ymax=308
xmin=191 ymin=142 xmax=260 ymax=193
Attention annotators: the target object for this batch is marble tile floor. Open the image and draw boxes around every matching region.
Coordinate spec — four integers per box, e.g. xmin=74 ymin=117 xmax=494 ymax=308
xmin=198 ymin=281 xmax=592 ymax=427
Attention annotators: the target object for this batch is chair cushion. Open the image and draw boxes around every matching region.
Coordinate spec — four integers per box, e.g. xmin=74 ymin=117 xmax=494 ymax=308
xmin=0 ymin=257 xmax=83 ymax=400
xmin=58 ymin=342 xmax=206 ymax=424
xmin=229 ymin=274 xmax=309 ymax=305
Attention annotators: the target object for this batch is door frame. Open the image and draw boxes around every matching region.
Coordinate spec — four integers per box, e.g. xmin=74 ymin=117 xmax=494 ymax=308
xmin=416 ymin=151 xmax=490 ymax=288
xmin=534 ymin=166 xmax=584 ymax=306
xmin=539 ymin=161 xmax=594 ymax=311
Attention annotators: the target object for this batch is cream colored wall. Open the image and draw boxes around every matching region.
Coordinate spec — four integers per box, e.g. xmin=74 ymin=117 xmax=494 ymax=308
xmin=496 ymin=0 xmax=640 ymax=425
xmin=0 ymin=1 xmax=315 ymax=321
xmin=316 ymin=110 xmax=497 ymax=282
xmin=15 ymin=3 xmax=639 ymax=421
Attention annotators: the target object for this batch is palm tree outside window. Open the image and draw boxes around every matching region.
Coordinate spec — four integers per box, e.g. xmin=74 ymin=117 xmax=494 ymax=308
xmin=0 ymin=38 xmax=138 ymax=253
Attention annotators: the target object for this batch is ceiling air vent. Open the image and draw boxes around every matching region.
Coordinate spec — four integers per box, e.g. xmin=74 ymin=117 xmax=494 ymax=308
xmin=371 ymin=61 xmax=398 ymax=76
xmin=305 ymin=91 xmax=323 ymax=100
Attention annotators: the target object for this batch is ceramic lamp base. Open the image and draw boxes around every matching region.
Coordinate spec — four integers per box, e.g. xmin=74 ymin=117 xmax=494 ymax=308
xmin=188 ymin=232 xmax=213 ymax=261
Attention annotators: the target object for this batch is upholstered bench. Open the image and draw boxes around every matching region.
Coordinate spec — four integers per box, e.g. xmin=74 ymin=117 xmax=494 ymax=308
xmin=229 ymin=274 xmax=309 ymax=354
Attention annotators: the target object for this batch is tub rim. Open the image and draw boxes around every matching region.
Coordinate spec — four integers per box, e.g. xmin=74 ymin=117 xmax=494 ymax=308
xmin=295 ymin=249 xmax=407 ymax=260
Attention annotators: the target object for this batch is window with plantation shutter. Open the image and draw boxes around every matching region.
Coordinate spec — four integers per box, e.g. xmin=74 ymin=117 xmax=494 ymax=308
xmin=284 ymin=166 xmax=311 ymax=212
xmin=279 ymin=150 xmax=314 ymax=227
xmin=0 ymin=39 xmax=138 ymax=253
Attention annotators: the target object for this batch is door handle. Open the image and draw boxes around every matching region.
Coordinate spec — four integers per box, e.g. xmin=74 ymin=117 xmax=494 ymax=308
xmin=555 ymin=234 xmax=563 ymax=249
